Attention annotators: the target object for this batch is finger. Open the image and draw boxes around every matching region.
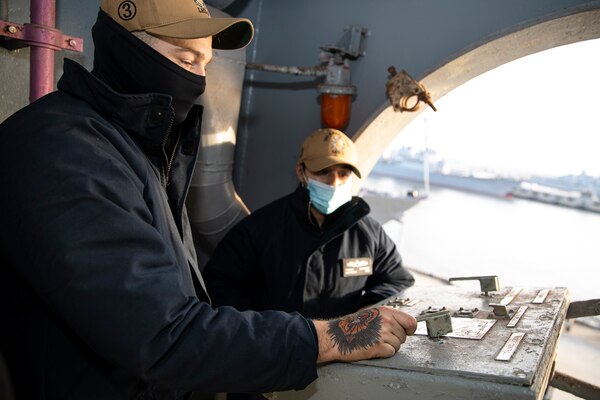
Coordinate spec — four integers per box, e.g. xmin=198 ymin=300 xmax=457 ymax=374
xmin=377 ymin=342 xmax=397 ymax=359
xmin=377 ymin=307 xmax=408 ymax=345
xmin=384 ymin=329 xmax=402 ymax=352
xmin=389 ymin=324 xmax=407 ymax=345
xmin=379 ymin=306 xmax=416 ymax=336
xmin=389 ymin=309 xmax=418 ymax=335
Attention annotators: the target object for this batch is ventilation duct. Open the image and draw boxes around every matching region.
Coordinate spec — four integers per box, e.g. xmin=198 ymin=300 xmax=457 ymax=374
xmin=187 ymin=7 xmax=250 ymax=267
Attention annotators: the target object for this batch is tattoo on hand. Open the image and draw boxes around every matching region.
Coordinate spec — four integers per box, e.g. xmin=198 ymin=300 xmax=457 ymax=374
xmin=327 ymin=308 xmax=382 ymax=354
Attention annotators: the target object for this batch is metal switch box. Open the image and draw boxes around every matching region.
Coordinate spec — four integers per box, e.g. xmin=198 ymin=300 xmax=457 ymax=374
xmin=276 ymin=285 xmax=569 ymax=400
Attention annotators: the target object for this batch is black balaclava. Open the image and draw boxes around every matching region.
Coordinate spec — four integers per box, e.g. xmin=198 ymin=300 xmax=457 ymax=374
xmin=91 ymin=11 xmax=206 ymax=124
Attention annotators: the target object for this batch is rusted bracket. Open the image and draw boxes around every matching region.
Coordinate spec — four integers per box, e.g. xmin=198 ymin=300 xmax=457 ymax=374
xmin=566 ymin=299 xmax=600 ymax=319
xmin=0 ymin=20 xmax=83 ymax=52
xmin=550 ymin=370 xmax=600 ymax=399
xmin=386 ymin=66 xmax=437 ymax=113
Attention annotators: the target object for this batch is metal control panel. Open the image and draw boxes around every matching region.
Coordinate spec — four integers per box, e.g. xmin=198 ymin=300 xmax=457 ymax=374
xmin=276 ymin=285 xmax=569 ymax=400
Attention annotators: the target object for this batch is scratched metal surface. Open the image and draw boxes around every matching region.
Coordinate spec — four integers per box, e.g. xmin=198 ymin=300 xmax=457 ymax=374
xmin=355 ymin=285 xmax=569 ymax=386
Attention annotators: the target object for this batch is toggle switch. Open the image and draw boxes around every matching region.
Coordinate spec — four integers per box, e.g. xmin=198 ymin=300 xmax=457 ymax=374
xmin=449 ymin=275 xmax=500 ymax=296
xmin=416 ymin=310 xmax=453 ymax=338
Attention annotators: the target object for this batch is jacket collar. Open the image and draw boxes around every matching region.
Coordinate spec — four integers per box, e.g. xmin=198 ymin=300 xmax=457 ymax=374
xmin=57 ymin=58 xmax=202 ymax=152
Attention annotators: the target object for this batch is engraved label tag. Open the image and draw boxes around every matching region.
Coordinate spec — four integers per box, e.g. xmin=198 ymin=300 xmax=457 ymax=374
xmin=532 ymin=289 xmax=550 ymax=304
xmin=507 ymin=306 xmax=528 ymax=328
xmin=500 ymin=287 xmax=522 ymax=305
xmin=342 ymin=258 xmax=373 ymax=277
xmin=496 ymin=332 xmax=526 ymax=361
xmin=415 ymin=318 xmax=496 ymax=340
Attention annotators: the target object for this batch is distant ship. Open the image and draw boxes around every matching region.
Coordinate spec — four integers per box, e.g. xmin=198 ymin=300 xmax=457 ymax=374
xmin=512 ymin=181 xmax=600 ymax=213
xmin=371 ymin=150 xmax=600 ymax=215
xmin=372 ymin=159 xmax=518 ymax=199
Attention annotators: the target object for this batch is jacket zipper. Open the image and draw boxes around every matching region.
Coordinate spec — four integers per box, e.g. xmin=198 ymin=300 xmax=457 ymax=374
xmin=161 ymin=112 xmax=176 ymax=187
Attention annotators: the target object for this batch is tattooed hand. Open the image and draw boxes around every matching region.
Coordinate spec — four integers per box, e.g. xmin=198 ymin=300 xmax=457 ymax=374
xmin=328 ymin=308 xmax=382 ymax=355
xmin=313 ymin=307 xmax=417 ymax=363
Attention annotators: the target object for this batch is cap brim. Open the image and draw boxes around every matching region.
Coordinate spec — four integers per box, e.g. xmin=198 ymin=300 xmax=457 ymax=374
xmin=146 ymin=17 xmax=254 ymax=50
xmin=304 ymin=157 xmax=362 ymax=178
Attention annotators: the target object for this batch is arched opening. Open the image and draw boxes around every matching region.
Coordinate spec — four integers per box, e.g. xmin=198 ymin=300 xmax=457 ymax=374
xmin=354 ymin=7 xmax=600 ymax=176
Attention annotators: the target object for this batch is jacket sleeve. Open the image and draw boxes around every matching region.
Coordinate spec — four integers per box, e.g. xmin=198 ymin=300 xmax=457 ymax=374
xmin=0 ymin=121 xmax=317 ymax=393
xmin=360 ymin=222 xmax=415 ymax=307
xmin=203 ymin=220 xmax=263 ymax=310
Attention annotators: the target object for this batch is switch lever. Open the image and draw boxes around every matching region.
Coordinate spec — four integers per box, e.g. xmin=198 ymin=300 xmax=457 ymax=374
xmin=449 ymin=275 xmax=500 ymax=296
xmin=416 ymin=310 xmax=453 ymax=338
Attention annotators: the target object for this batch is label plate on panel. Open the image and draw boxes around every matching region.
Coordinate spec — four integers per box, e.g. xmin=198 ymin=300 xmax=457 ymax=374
xmin=500 ymin=287 xmax=522 ymax=305
xmin=507 ymin=306 xmax=528 ymax=328
xmin=415 ymin=318 xmax=497 ymax=340
xmin=532 ymin=289 xmax=550 ymax=304
xmin=496 ymin=332 xmax=526 ymax=361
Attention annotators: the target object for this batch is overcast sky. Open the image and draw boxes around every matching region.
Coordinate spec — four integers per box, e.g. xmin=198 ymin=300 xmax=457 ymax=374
xmin=390 ymin=38 xmax=600 ymax=178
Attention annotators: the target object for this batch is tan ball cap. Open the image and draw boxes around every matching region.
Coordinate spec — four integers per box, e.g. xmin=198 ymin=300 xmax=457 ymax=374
xmin=100 ymin=0 xmax=254 ymax=50
xmin=299 ymin=128 xmax=362 ymax=178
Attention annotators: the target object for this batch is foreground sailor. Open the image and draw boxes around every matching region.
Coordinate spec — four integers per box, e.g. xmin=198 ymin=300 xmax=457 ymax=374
xmin=205 ymin=128 xmax=415 ymax=319
xmin=0 ymin=1 xmax=416 ymax=399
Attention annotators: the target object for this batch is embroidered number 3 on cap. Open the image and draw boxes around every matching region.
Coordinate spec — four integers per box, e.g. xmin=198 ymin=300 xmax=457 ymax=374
xmin=342 ymin=258 xmax=373 ymax=277
xmin=117 ymin=1 xmax=136 ymax=21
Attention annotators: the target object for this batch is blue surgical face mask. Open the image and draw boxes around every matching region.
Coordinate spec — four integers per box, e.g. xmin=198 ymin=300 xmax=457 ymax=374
xmin=306 ymin=177 xmax=353 ymax=215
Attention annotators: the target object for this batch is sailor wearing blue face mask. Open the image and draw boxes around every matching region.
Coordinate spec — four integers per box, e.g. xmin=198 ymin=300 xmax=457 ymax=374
xmin=305 ymin=172 xmax=354 ymax=215
xmin=204 ymin=128 xmax=415 ymax=322
xmin=299 ymin=129 xmax=361 ymax=223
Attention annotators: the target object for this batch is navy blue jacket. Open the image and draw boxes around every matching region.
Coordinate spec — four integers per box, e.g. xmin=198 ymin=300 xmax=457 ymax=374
xmin=0 ymin=60 xmax=317 ymax=399
xmin=204 ymin=187 xmax=415 ymax=319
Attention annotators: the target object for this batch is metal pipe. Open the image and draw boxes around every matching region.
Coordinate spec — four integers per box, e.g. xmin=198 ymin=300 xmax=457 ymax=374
xmin=0 ymin=0 xmax=8 ymax=21
xmin=235 ymin=0 xmax=263 ymax=195
xmin=188 ymin=129 xmax=250 ymax=252
xmin=29 ymin=0 xmax=55 ymax=102
xmin=566 ymin=299 xmax=600 ymax=319
xmin=245 ymin=62 xmax=327 ymax=77
xmin=186 ymin=7 xmax=250 ymax=265
xmin=550 ymin=371 xmax=600 ymax=399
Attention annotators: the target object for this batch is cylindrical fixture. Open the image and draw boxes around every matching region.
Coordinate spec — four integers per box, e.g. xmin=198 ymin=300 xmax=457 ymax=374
xmin=321 ymin=93 xmax=352 ymax=130
xmin=186 ymin=9 xmax=251 ymax=265
xmin=29 ymin=0 xmax=55 ymax=103
xmin=0 ymin=0 xmax=9 ymax=21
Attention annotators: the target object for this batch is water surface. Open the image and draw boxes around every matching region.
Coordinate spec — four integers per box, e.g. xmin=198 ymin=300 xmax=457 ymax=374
xmin=366 ymin=175 xmax=600 ymax=302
